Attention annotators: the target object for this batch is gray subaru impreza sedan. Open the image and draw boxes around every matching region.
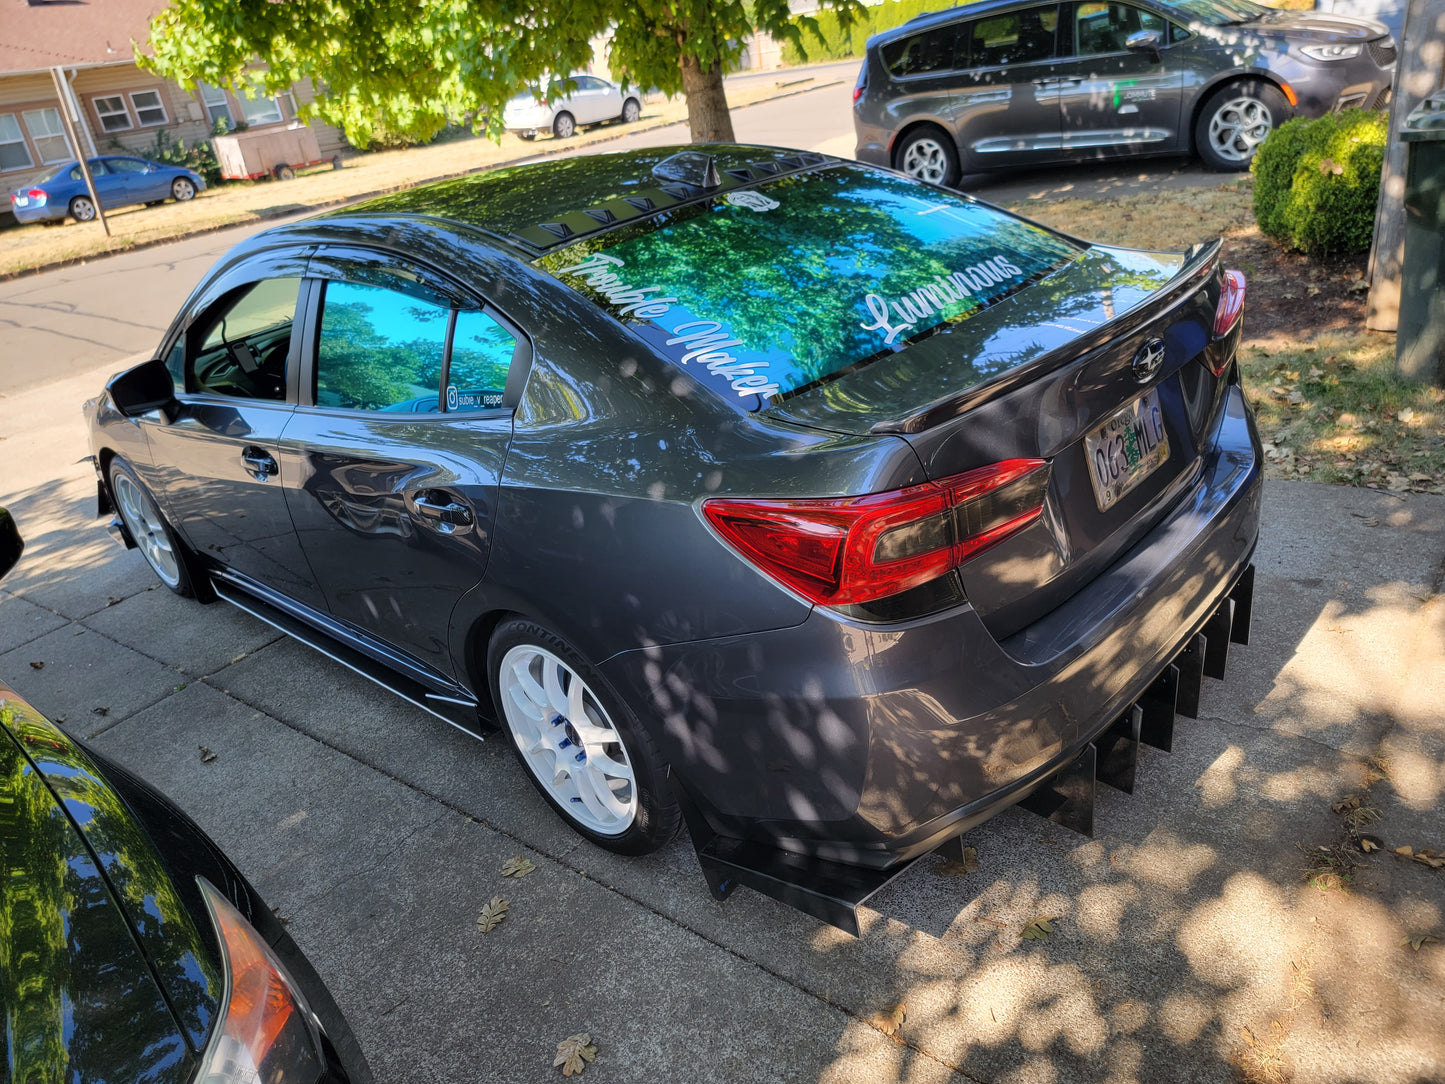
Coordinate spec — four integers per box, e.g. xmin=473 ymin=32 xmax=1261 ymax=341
xmin=87 ymin=146 xmax=1260 ymax=932
xmin=854 ymin=0 xmax=1396 ymax=184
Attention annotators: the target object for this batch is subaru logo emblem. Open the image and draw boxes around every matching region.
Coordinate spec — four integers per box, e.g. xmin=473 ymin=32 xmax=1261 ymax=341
xmin=1132 ymin=338 xmax=1166 ymax=384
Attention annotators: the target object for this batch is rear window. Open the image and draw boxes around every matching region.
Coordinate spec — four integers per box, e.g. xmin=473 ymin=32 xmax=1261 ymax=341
xmin=538 ymin=166 xmax=1082 ymax=406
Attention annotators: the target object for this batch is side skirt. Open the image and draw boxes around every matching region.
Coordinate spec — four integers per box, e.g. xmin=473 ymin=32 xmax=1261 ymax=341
xmin=210 ymin=572 xmax=484 ymax=737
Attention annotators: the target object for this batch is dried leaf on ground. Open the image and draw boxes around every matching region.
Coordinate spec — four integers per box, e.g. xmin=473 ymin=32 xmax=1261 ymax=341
xmin=1022 ymin=917 xmax=1055 ymax=941
xmin=1331 ymin=795 xmax=1360 ymax=814
xmin=553 ymin=1033 xmax=597 ymax=1076
xmin=28 ymin=661 xmax=43 ymax=670
xmin=198 ymin=746 xmax=217 ymax=763
xmin=869 ymin=1002 xmax=906 ymax=1036
xmin=935 ymin=847 xmax=979 ymax=877
xmin=477 ymin=896 xmax=509 ymax=931
xmin=1395 ymin=845 xmax=1414 ymax=857
xmin=501 ymin=855 xmax=536 ymax=878
xmin=1401 ymin=933 xmax=1440 ymax=952
xmin=1359 ymin=838 xmax=1379 ymax=852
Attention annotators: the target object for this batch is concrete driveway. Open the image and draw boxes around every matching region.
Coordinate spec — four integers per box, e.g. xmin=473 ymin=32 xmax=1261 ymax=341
xmin=2 ymin=80 xmax=1443 ymax=1084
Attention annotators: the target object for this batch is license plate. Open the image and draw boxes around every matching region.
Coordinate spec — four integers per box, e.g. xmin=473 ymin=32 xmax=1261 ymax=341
xmin=13 ymin=197 xmax=27 ymax=207
xmin=1084 ymin=388 xmax=1170 ymax=512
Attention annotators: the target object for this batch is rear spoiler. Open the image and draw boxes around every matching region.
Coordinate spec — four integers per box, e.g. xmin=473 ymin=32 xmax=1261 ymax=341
xmin=871 ymin=238 xmax=1224 ymax=436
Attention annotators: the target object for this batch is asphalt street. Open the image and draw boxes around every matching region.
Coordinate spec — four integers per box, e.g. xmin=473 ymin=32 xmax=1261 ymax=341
xmin=2 ymin=73 xmax=1442 ymax=1084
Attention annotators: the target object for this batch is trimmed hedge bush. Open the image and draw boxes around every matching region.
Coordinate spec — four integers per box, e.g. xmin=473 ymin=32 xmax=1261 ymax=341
xmin=1250 ymin=108 xmax=1386 ymax=255
xmin=782 ymin=0 xmax=978 ymax=65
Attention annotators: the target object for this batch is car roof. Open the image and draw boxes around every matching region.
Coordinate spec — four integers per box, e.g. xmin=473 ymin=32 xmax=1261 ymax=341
xmin=313 ymin=144 xmax=834 ymax=257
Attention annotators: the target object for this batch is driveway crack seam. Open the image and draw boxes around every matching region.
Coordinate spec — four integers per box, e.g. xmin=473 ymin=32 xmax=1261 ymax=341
xmin=200 ymin=679 xmax=988 ymax=1083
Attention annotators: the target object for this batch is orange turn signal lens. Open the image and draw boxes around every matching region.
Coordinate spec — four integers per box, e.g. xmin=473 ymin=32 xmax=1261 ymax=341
xmin=196 ymin=878 xmax=325 ymax=1083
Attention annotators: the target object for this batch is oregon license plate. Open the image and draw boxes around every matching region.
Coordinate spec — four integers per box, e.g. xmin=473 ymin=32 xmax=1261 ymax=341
xmin=1084 ymin=389 xmax=1170 ymax=511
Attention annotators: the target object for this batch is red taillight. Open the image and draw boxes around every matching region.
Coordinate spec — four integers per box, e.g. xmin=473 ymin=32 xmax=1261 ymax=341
xmin=703 ymin=460 xmax=1050 ymax=607
xmin=852 ymin=85 xmax=865 ymax=102
xmin=1206 ymin=269 xmax=1246 ymax=376
xmin=1213 ymin=269 xmax=1245 ymax=339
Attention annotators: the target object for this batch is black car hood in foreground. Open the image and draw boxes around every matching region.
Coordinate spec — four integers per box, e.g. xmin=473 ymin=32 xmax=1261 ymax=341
xmin=1 ymin=685 xmax=216 ymax=1082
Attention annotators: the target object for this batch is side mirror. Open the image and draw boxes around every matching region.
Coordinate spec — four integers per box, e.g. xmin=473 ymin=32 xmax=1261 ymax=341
xmin=107 ymin=358 xmax=178 ymax=421
xmin=0 ymin=507 xmax=22 ymax=581
xmin=1126 ymin=29 xmax=1163 ymax=61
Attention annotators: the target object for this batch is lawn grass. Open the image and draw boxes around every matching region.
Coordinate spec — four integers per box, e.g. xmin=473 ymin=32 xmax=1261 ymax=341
xmin=1008 ymin=184 xmax=1445 ymax=495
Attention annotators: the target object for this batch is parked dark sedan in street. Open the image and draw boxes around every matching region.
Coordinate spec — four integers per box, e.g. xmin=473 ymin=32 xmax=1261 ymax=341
xmin=86 ymin=145 xmax=1260 ymax=932
xmin=853 ymin=0 xmax=1397 ymax=184
xmin=9 ymin=155 xmax=205 ymax=224
xmin=0 ymin=511 xmax=370 ymax=1082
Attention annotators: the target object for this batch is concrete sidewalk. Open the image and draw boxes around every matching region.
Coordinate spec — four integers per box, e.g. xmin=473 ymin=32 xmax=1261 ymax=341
xmin=1 ymin=354 xmax=1443 ymax=1082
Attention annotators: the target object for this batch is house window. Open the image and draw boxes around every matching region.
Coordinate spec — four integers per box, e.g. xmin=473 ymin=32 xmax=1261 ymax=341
xmin=238 ymin=93 xmax=284 ymax=126
xmin=22 ymin=108 xmax=71 ymax=164
xmin=94 ymin=95 xmax=132 ymax=132
xmin=198 ymin=82 xmax=233 ymax=126
xmin=0 ymin=113 xmax=34 ymax=171
xmin=129 ymin=89 xmax=168 ymax=126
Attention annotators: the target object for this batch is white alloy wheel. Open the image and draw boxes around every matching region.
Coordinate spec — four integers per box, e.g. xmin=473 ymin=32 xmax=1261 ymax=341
xmin=901 ymin=136 xmax=950 ymax=184
xmin=553 ymin=111 xmax=576 ymax=139
xmin=172 ymin=177 xmax=196 ymax=201
xmin=1206 ymin=95 xmax=1273 ymax=164
xmin=113 ymin=472 xmax=181 ymax=588
xmin=70 ymin=196 xmax=96 ymax=222
xmin=498 ymin=643 xmax=638 ymax=835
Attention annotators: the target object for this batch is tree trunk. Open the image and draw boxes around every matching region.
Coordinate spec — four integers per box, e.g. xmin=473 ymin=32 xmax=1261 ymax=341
xmin=680 ymin=53 xmax=735 ymax=143
xmin=1365 ymin=0 xmax=1445 ymax=332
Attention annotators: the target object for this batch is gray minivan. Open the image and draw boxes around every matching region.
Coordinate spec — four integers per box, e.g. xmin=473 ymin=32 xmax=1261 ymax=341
xmin=853 ymin=0 xmax=1396 ymax=184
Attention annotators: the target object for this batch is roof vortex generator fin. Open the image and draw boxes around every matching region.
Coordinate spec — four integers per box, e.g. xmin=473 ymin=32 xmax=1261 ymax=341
xmin=652 ymin=151 xmax=722 ymax=190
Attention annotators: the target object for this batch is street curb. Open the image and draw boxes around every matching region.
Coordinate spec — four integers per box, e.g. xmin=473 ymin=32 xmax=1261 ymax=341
xmin=0 ymin=76 xmax=846 ymax=285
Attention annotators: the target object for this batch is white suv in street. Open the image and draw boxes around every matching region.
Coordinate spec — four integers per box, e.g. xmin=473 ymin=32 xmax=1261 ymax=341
xmin=503 ymin=75 xmax=642 ymax=140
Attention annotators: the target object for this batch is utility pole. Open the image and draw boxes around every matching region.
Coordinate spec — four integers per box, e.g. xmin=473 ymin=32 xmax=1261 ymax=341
xmin=1365 ymin=0 xmax=1445 ymax=331
xmin=49 ymin=66 xmax=108 ymax=236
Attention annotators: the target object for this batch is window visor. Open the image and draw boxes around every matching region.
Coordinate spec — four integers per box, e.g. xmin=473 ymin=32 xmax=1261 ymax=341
xmin=536 ymin=166 xmax=1083 ymax=409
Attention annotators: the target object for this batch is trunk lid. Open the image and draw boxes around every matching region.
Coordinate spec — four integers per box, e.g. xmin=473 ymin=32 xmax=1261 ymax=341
xmin=768 ymin=240 xmax=1234 ymax=637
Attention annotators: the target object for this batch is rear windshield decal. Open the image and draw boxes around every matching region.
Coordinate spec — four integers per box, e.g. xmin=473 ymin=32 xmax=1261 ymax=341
xmin=862 ymin=254 xmax=1026 ymax=344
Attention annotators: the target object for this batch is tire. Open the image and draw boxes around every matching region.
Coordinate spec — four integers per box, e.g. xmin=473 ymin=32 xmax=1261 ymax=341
xmin=518 ymin=132 xmax=537 ymax=141
xmin=108 ymin=459 xmax=206 ymax=600
xmin=488 ymin=617 xmax=679 ymax=855
xmin=69 ymin=195 xmax=96 ymax=223
xmin=1195 ymin=80 xmax=1289 ymax=171
xmin=621 ymin=98 xmax=641 ymax=124
xmin=331 ymin=155 xmax=343 ymax=170
xmin=552 ymin=111 xmax=576 ymax=139
xmin=273 ymin=164 xmax=296 ymax=181
xmin=895 ymin=127 xmax=961 ymax=188
xmin=170 ymin=177 xmax=196 ymax=201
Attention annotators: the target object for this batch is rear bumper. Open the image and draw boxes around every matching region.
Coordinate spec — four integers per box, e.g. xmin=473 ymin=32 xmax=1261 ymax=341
xmin=602 ymin=381 xmax=1261 ymax=864
xmin=11 ymin=201 xmax=63 ymax=223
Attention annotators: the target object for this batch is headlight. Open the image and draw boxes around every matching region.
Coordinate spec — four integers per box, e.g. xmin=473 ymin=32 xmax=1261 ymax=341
xmin=1301 ymin=43 xmax=1362 ymax=60
xmin=196 ymin=878 xmax=326 ymax=1084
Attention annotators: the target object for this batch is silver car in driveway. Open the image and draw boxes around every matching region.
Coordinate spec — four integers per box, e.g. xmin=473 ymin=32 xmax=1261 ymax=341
xmin=853 ymin=0 xmax=1396 ymax=183
xmin=502 ymin=74 xmax=642 ymax=139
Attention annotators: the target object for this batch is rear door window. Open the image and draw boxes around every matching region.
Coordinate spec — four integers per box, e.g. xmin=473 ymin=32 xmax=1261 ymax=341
xmin=315 ymin=280 xmax=450 ymax=412
xmin=965 ymin=5 xmax=1061 ymax=67
xmin=312 ymin=274 xmax=519 ymax=414
xmin=881 ymin=24 xmax=963 ymax=77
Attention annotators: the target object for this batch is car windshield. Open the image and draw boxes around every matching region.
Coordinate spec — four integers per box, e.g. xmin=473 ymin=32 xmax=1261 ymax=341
xmin=1162 ymin=0 xmax=1269 ymax=24
xmin=537 ymin=167 xmax=1082 ymax=405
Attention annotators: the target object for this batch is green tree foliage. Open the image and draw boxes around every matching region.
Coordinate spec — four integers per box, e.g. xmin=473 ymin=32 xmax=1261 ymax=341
xmin=1251 ymin=109 xmax=1387 ymax=255
xmin=781 ymin=0 xmax=976 ymax=64
xmin=142 ymin=0 xmax=863 ymax=147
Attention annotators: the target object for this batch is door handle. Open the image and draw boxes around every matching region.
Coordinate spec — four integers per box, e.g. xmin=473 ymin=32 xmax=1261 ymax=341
xmin=241 ymin=446 xmax=278 ymax=481
xmin=411 ymin=490 xmax=474 ymax=533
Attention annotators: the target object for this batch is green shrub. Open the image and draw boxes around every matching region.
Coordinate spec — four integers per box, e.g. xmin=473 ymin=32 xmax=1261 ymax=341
xmin=115 ymin=126 xmax=224 ymax=187
xmin=782 ymin=0 xmax=979 ymax=64
xmin=1250 ymin=108 xmax=1386 ymax=255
